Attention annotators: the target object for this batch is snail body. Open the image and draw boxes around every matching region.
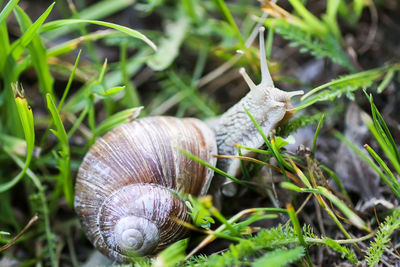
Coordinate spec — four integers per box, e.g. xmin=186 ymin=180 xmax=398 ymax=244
xmin=74 ymin=27 xmax=303 ymax=262
xmin=211 ymin=27 xmax=303 ymax=195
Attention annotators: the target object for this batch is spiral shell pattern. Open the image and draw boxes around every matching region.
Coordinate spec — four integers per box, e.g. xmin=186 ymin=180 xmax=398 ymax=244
xmin=74 ymin=116 xmax=217 ymax=262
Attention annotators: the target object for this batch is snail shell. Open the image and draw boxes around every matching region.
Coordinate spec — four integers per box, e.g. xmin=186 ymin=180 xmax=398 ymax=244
xmin=74 ymin=116 xmax=217 ymax=262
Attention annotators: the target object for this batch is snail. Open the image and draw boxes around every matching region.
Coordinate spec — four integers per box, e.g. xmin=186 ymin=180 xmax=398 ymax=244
xmin=74 ymin=27 xmax=303 ymax=263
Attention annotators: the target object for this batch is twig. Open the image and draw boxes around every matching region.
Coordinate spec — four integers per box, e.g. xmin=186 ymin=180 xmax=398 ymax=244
xmin=0 ymin=215 xmax=39 ymax=252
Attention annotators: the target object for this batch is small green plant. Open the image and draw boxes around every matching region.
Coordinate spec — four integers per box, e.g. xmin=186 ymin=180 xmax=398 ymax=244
xmin=186 ymin=195 xmax=215 ymax=230
xmin=299 ymin=64 xmax=400 ymax=110
xmin=365 ymin=210 xmax=400 ymax=266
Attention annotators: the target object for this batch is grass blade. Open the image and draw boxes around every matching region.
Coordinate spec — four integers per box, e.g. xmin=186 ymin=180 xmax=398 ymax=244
xmin=312 ymin=113 xmax=324 ymax=156
xmin=212 ymin=0 xmax=244 ymax=46
xmin=333 ymin=130 xmax=400 ymax=199
xmin=120 ymin=40 xmax=141 ymax=108
xmin=364 ymin=113 xmax=400 ymax=175
xmin=47 ymin=29 xmax=119 ymax=58
xmin=3 ymin=148 xmax=57 ymax=265
xmin=0 ymin=84 xmax=35 ymax=192
xmin=286 ymin=204 xmax=312 ymax=266
xmin=0 ymin=21 xmax=11 ymax=72
xmin=92 ymin=107 xmax=142 ymax=138
xmin=10 ymin=2 xmax=55 ymax=60
xmin=43 ymin=0 xmax=135 ymax=40
xmin=41 ymin=18 xmax=157 ymax=51
xmin=58 ymin=50 xmax=82 ymax=111
xmin=368 ymin=95 xmax=400 ymax=166
xmin=316 ymin=186 xmax=367 ymax=230
xmin=46 ymin=94 xmax=73 ymax=208
xmin=282 ymin=182 xmax=368 ymax=232
xmin=13 ymin=5 xmax=54 ymax=96
xmin=0 ymin=0 xmax=19 ymax=25
xmin=289 ymin=0 xmax=327 ymax=36
xmin=178 ymin=149 xmax=247 ymax=187
xmin=364 ymin=145 xmax=400 ymax=200
xmin=245 ymin=108 xmax=291 ymax=181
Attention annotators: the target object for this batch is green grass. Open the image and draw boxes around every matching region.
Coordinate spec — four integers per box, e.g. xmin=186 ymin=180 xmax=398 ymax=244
xmin=1 ymin=0 xmax=400 ymax=266
xmin=0 ymin=84 xmax=34 ymax=192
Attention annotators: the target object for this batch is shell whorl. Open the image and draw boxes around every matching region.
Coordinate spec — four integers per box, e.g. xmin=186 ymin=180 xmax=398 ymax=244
xmin=114 ymin=216 xmax=159 ymax=255
xmin=98 ymin=184 xmax=190 ymax=261
xmin=74 ymin=116 xmax=217 ymax=262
